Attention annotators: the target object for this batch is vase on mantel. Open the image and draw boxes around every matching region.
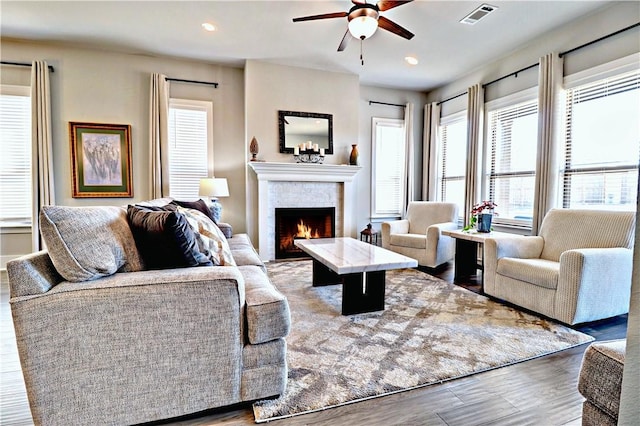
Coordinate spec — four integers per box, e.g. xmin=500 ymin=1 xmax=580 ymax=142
xmin=349 ymin=144 xmax=359 ymax=166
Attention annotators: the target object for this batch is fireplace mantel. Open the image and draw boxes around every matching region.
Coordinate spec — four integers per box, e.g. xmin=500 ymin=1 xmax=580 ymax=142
xmin=248 ymin=162 xmax=362 ymax=260
xmin=248 ymin=162 xmax=361 ymax=182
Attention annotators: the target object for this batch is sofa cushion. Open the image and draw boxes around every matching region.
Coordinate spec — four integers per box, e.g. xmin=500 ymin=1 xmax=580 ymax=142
xmin=170 ymin=199 xmax=218 ymax=224
xmin=578 ymin=340 xmax=625 ymax=422
xmin=390 ymin=233 xmax=426 ymax=250
xmin=176 ymin=206 xmax=236 ymax=266
xmin=40 ymin=205 xmax=144 ymax=282
xmin=496 ymin=257 xmax=559 ymax=290
xmin=127 ymin=205 xmax=212 ymax=270
xmin=240 ymin=265 xmax=290 ymax=345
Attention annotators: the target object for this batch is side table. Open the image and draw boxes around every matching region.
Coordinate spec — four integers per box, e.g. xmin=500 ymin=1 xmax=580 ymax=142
xmin=442 ymin=229 xmax=519 ymax=292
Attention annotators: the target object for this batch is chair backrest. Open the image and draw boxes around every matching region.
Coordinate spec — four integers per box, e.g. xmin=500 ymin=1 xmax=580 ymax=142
xmin=539 ymin=208 xmax=636 ymax=261
xmin=406 ymin=202 xmax=459 ymax=234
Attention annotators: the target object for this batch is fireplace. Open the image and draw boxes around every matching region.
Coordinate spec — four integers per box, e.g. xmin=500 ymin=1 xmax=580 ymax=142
xmin=275 ymin=207 xmax=335 ymax=259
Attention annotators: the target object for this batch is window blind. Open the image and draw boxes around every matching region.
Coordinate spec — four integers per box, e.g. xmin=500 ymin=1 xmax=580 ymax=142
xmin=562 ymin=69 xmax=639 ymax=210
xmin=438 ymin=116 xmax=466 ymax=217
xmin=372 ymin=118 xmax=405 ymax=217
xmin=168 ymin=100 xmax=211 ymax=200
xmin=0 ymin=89 xmax=32 ymax=224
xmin=486 ymin=99 xmax=537 ymax=224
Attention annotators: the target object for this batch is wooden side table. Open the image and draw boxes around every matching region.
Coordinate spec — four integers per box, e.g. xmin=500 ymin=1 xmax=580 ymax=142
xmin=442 ymin=229 xmax=519 ymax=292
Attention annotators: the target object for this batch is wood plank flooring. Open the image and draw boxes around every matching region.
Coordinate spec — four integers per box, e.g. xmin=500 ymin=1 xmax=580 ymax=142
xmin=0 ymin=265 xmax=627 ymax=426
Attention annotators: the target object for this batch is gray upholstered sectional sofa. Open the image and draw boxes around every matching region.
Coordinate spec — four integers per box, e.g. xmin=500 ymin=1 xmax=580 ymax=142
xmin=7 ymin=201 xmax=290 ymax=425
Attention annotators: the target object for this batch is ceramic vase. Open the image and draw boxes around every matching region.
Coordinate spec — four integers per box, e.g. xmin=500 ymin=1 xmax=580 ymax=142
xmin=349 ymin=144 xmax=359 ymax=166
xmin=477 ymin=213 xmax=493 ymax=233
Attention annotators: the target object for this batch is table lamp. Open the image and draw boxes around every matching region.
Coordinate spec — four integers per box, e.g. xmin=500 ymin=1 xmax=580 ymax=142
xmin=199 ymin=177 xmax=229 ymax=222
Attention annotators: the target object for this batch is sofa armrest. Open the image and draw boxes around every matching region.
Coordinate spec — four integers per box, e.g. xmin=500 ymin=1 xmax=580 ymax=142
xmin=7 ymin=251 xmax=63 ymax=297
xmin=9 ymin=266 xmax=247 ymax=425
xmin=424 ymin=222 xmax=459 ymax=266
xmin=381 ymin=219 xmax=409 ymax=249
xmin=556 ymin=247 xmax=633 ymax=324
xmin=484 ymin=236 xmax=544 ymax=294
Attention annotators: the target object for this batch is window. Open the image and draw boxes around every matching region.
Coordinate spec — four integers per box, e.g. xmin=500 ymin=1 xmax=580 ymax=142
xmin=0 ymin=85 xmax=32 ymax=225
xmin=437 ymin=113 xmax=467 ymax=218
xmin=561 ymin=69 xmax=639 ymax=210
xmin=371 ymin=117 xmax=406 ymax=217
xmin=485 ymin=95 xmax=538 ymax=226
xmin=168 ymin=99 xmax=213 ymax=200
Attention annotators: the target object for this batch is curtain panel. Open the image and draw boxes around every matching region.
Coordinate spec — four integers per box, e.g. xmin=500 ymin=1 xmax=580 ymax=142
xmin=532 ymin=53 xmax=564 ymax=234
xmin=423 ymin=101 xmax=440 ymax=200
xmin=31 ymin=60 xmax=55 ymax=252
xmin=464 ymin=84 xmax=484 ymax=226
xmin=149 ymin=74 xmax=170 ymax=199
xmin=403 ymin=102 xmax=415 ymax=215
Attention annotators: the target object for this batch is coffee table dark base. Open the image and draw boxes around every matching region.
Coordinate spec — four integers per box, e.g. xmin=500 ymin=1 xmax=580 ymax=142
xmin=311 ymin=259 xmax=386 ymax=315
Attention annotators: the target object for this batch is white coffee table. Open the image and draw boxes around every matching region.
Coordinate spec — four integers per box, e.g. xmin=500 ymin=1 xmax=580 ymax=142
xmin=294 ymin=237 xmax=418 ymax=315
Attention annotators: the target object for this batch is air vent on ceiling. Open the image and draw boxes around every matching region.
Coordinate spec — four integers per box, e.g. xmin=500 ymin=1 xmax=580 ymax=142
xmin=460 ymin=4 xmax=498 ymax=25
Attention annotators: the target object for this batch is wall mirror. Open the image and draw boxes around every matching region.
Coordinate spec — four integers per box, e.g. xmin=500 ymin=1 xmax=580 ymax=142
xmin=279 ymin=110 xmax=333 ymax=154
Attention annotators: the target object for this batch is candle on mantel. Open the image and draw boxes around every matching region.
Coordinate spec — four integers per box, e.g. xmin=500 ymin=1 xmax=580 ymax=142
xmin=313 ymin=143 xmax=319 ymax=152
xmin=320 ymin=148 xmax=325 ymax=156
xmin=293 ymin=146 xmax=299 ymax=155
xmin=306 ymin=141 xmax=312 ymax=149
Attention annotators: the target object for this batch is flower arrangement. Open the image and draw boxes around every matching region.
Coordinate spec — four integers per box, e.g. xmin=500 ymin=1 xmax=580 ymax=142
xmin=463 ymin=200 xmax=498 ymax=232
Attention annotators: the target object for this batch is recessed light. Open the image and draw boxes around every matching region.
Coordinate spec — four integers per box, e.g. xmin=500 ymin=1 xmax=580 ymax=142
xmin=201 ymin=22 xmax=216 ymax=32
xmin=404 ymin=56 xmax=419 ymax=65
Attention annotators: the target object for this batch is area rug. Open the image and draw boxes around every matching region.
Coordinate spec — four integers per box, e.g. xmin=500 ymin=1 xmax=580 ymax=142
xmin=252 ymin=260 xmax=594 ymax=423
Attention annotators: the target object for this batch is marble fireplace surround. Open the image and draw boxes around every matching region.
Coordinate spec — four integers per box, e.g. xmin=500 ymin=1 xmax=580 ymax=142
xmin=248 ymin=162 xmax=361 ymax=261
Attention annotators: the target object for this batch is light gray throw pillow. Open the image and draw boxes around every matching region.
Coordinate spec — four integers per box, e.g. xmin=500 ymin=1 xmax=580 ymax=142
xmin=40 ymin=205 xmax=144 ymax=282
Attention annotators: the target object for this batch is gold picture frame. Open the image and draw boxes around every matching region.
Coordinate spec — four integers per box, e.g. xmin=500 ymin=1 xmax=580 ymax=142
xmin=69 ymin=122 xmax=133 ymax=198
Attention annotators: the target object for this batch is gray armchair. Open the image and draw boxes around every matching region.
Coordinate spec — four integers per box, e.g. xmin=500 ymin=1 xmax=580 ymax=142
xmin=484 ymin=209 xmax=635 ymax=324
xmin=382 ymin=201 xmax=459 ymax=268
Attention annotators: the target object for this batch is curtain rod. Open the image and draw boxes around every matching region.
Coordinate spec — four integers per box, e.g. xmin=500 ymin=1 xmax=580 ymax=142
xmin=165 ymin=77 xmax=218 ymax=88
xmin=369 ymin=100 xmax=405 ymax=108
xmin=437 ymin=91 xmax=467 ymax=106
xmin=0 ymin=61 xmax=55 ymax=72
xmin=560 ymin=22 xmax=640 ymax=58
xmin=483 ymin=62 xmax=539 ymax=88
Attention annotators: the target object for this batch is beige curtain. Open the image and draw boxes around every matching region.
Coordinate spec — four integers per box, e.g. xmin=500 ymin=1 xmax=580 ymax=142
xmin=31 ymin=60 xmax=55 ymax=252
xmin=149 ymin=73 xmax=170 ymax=198
xmin=422 ymin=101 xmax=440 ymax=200
xmin=532 ymin=53 xmax=564 ymax=234
xmin=464 ymin=84 xmax=484 ymax=226
xmin=403 ymin=102 xmax=415 ymax=215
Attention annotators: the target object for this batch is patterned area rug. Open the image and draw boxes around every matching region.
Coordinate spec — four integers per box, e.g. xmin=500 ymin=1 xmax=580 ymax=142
xmin=253 ymin=260 xmax=594 ymax=423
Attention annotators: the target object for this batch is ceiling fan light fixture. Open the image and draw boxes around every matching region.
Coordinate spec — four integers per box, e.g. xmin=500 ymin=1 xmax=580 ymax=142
xmin=348 ymin=16 xmax=378 ymax=39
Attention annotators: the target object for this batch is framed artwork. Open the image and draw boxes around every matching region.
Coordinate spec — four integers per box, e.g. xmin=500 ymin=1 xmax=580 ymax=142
xmin=69 ymin=122 xmax=133 ymax=198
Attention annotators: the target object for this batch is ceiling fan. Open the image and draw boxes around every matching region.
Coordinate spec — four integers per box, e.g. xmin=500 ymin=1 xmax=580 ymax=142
xmin=293 ymin=0 xmax=415 ymax=54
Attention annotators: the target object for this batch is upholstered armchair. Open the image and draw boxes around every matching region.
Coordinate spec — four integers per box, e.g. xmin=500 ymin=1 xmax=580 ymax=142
xmin=484 ymin=209 xmax=635 ymax=325
xmin=382 ymin=201 xmax=459 ymax=268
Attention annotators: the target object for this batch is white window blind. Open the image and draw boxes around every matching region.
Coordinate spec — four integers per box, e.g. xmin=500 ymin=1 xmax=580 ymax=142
xmin=168 ymin=99 xmax=212 ymax=200
xmin=437 ymin=114 xmax=466 ymax=218
xmin=0 ymin=86 xmax=32 ymax=225
xmin=561 ymin=70 xmax=639 ymax=210
xmin=371 ymin=117 xmax=406 ymax=217
xmin=486 ymin=99 xmax=537 ymax=225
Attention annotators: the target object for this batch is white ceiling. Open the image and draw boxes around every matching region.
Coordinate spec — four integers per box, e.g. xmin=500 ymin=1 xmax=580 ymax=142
xmin=0 ymin=1 xmax=611 ymax=91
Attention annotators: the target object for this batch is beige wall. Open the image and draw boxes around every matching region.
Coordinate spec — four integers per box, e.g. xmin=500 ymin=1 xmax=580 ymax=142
xmin=0 ymin=39 xmax=246 ymax=224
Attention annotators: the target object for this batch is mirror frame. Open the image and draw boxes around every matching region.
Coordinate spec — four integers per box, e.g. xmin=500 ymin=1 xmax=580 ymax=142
xmin=278 ymin=110 xmax=334 ymax=155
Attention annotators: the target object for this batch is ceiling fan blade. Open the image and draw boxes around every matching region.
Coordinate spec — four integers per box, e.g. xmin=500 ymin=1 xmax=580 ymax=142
xmin=377 ymin=0 xmax=414 ymax=12
xmin=351 ymin=0 xmax=367 ymax=4
xmin=377 ymin=15 xmax=414 ymax=40
xmin=293 ymin=12 xmax=348 ymax=22
xmin=337 ymin=29 xmax=351 ymax=52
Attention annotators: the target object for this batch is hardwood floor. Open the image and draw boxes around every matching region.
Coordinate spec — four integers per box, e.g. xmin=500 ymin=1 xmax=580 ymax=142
xmin=0 ymin=265 xmax=627 ymax=426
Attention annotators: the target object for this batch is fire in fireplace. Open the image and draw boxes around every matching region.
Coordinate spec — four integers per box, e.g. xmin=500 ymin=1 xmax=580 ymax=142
xmin=275 ymin=207 xmax=335 ymax=259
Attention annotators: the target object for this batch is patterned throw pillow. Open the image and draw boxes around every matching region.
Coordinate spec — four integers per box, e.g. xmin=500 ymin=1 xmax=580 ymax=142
xmin=176 ymin=206 xmax=236 ymax=266
xmin=170 ymin=199 xmax=218 ymax=224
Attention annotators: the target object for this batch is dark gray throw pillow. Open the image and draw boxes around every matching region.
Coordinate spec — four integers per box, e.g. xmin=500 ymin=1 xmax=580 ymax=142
xmin=170 ymin=199 xmax=217 ymax=224
xmin=126 ymin=205 xmax=212 ymax=270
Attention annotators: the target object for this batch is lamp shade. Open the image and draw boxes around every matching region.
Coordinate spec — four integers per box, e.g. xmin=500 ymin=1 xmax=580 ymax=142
xmin=199 ymin=177 xmax=229 ymax=198
xmin=348 ymin=15 xmax=378 ymax=40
